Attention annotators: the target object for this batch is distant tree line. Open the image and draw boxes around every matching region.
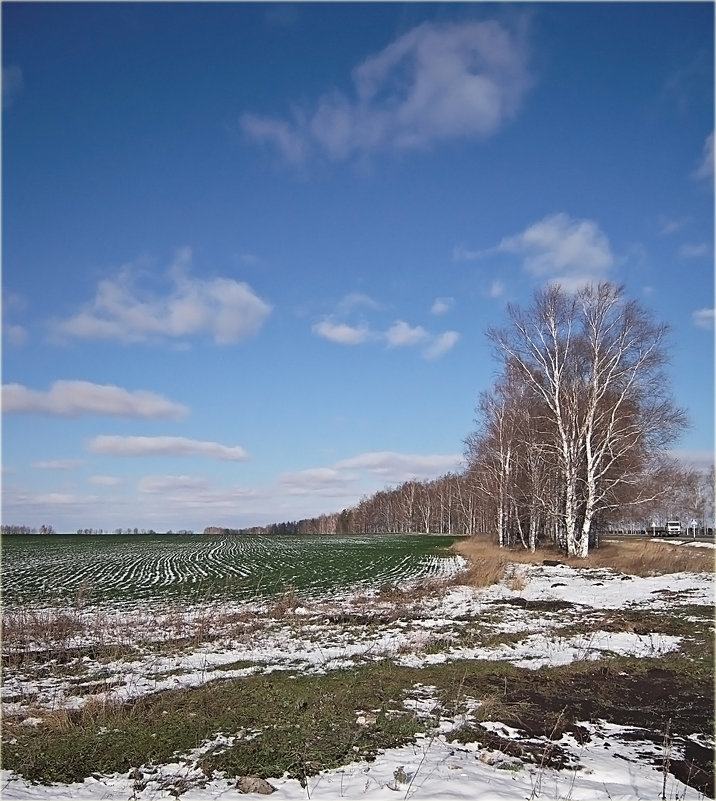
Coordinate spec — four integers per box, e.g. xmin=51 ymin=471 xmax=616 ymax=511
xmin=2 ymin=524 xmax=55 ymax=536
xmin=2 ymin=526 xmax=196 ymax=536
xmin=233 ymin=284 xmax=712 ymax=558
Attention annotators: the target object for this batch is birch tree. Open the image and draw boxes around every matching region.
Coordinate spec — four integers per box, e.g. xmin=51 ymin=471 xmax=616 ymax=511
xmin=488 ymin=282 xmax=685 ymax=557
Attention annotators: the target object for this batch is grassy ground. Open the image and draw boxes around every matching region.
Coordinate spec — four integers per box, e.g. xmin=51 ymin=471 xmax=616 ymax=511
xmin=2 ymin=536 xmax=714 ymax=796
xmin=3 ymin=651 xmax=713 ymax=794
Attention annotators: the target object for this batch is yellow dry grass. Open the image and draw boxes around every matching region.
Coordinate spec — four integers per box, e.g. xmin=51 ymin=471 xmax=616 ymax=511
xmin=581 ymin=538 xmax=715 ymax=576
xmin=453 ymin=539 xmax=550 ymax=587
xmin=453 ymin=536 xmax=715 ymax=586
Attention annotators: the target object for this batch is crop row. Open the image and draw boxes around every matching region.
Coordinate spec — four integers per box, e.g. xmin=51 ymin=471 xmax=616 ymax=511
xmin=1 ymin=534 xmax=464 ymax=608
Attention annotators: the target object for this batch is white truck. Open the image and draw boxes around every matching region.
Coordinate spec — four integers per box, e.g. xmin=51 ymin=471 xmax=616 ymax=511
xmin=665 ymin=520 xmax=682 ymax=536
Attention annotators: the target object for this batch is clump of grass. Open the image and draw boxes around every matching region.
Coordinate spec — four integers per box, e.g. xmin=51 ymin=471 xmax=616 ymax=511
xmin=505 ymin=566 xmax=528 ymax=592
xmin=1 ymin=609 xmax=85 ymax=657
xmin=265 ymin=588 xmax=301 ymax=619
xmin=470 ymin=692 xmax=534 ymax=726
xmin=452 ymin=539 xmax=550 ymax=588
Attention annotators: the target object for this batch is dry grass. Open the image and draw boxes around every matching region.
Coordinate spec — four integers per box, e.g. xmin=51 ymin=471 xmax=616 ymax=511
xmin=453 ymin=539 xmax=556 ymax=587
xmin=505 ymin=570 xmax=528 ymax=592
xmin=580 ymin=539 xmax=715 ymax=577
xmin=471 ymin=692 xmax=534 ymax=725
xmin=453 ymin=536 xmax=715 ymax=586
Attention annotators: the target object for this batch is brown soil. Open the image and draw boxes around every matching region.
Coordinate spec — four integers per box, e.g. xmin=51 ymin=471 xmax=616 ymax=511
xmin=445 ymin=662 xmax=715 ymax=797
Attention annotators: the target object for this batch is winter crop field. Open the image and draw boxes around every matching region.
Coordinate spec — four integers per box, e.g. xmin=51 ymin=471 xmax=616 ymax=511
xmin=0 ymin=533 xmax=464 ymax=608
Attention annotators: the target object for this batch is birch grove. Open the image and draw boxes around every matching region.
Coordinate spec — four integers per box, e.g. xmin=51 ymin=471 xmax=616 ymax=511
xmin=483 ymin=283 xmax=686 ymax=557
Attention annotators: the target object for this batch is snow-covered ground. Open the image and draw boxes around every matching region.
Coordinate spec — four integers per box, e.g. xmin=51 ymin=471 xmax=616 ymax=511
xmin=3 ymin=720 xmax=712 ymax=801
xmin=2 ymin=559 xmax=714 ymax=800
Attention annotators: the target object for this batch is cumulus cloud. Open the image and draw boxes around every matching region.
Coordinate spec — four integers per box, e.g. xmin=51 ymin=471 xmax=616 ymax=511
xmin=478 ymin=213 xmax=613 ymax=290
xmin=692 ymin=308 xmax=714 ymax=330
xmin=386 ymin=320 xmax=430 ymax=348
xmin=3 ymin=380 xmax=188 ymax=420
xmin=314 ymin=316 xmax=458 ymax=359
xmin=52 ymin=248 xmax=272 ymax=345
xmin=430 ymin=297 xmax=454 ymax=315
xmin=241 ymin=19 xmax=531 ymax=164
xmin=335 ymin=451 xmax=462 ymax=482
xmin=423 ymin=330 xmax=460 ymax=360
xmin=312 ymin=319 xmax=372 ymax=345
xmin=337 ymin=292 xmax=381 ymax=314
xmin=88 ymin=435 xmax=249 ymax=461
xmin=692 ymin=131 xmax=714 ymax=181
xmin=313 ymin=296 xmax=459 ymax=360
xmin=278 ymin=467 xmax=356 ymax=496
xmin=499 ymin=213 xmax=613 ymax=282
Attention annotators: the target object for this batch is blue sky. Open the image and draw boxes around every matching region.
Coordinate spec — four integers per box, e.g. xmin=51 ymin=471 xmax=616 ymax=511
xmin=2 ymin=2 xmax=713 ymax=533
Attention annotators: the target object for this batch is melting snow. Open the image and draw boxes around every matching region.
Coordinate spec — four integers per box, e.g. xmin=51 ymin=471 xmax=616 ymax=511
xmin=2 ymin=560 xmax=713 ymax=800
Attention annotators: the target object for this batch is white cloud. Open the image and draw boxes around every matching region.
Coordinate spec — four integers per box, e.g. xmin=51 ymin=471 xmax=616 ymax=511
xmin=241 ymin=20 xmax=531 ymax=164
xmin=337 ymin=292 xmax=381 ymax=314
xmin=313 ymin=314 xmax=458 ymax=360
xmin=335 ymin=451 xmax=462 ymax=482
xmin=32 ymin=460 xmax=80 ymax=471
xmin=278 ymin=467 xmax=355 ymax=496
xmin=52 ymin=248 xmax=272 ymax=345
xmin=138 ymin=476 xmax=258 ymax=511
xmin=692 ymin=308 xmax=714 ymax=330
xmin=34 ymin=492 xmax=99 ymax=507
xmin=430 ymin=297 xmax=454 ymax=315
xmin=90 ymin=475 xmax=123 ymax=487
xmin=88 ymin=436 xmax=249 ymax=461
xmin=312 ymin=319 xmax=372 ymax=345
xmin=692 ymin=131 xmax=714 ymax=181
xmin=423 ymin=330 xmax=460 ymax=360
xmin=2 ymin=380 xmax=188 ymax=420
xmin=386 ymin=320 xmax=430 ymax=348
xmin=240 ymin=114 xmax=307 ymax=165
xmin=495 ymin=213 xmax=614 ymax=289
xmin=2 ymin=65 xmax=23 ymax=108
xmin=139 ymin=475 xmax=211 ymax=494
xmin=678 ymin=242 xmax=709 ymax=259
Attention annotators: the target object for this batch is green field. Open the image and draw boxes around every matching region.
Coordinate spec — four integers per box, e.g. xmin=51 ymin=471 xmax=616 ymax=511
xmin=1 ymin=533 xmax=465 ymax=607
